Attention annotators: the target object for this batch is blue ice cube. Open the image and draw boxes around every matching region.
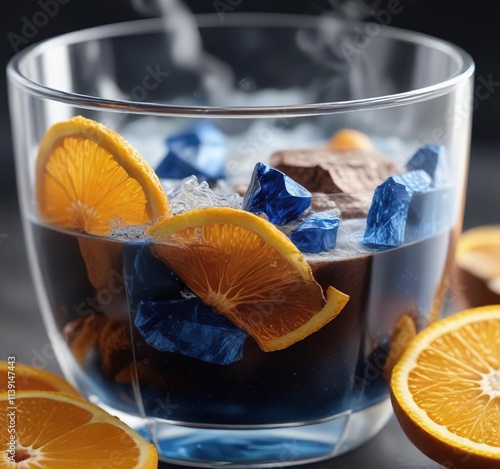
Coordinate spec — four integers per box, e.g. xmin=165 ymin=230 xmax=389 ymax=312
xmin=290 ymin=211 xmax=340 ymax=253
xmin=134 ymin=297 xmax=248 ymax=365
xmin=123 ymin=242 xmax=184 ymax=303
xmin=156 ymin=122 xmax=226 ymax=180
xmin=243 ymin=162 xmax=312 ymax=225
xmin=363 ymin=171 xmax=432 ymax=248
xmin=406 ymin=145 xmax=446 ymax=186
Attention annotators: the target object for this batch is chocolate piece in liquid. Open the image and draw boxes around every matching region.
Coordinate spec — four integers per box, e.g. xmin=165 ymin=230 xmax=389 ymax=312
xmin=271 ymin=148 xmax=403 ymax=218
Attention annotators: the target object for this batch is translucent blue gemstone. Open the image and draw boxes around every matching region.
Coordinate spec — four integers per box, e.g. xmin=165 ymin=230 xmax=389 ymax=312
xmin=290 ymin=211 xmax=340 ymax=253
xmin=405 ymin=187 xmax=454 ymax=243
xmin=406 ymin=144 xmax=445 ymax=186
xmin=243 ymin=162 xmax=312 ymax=225
xmin=156 ymin=122 xmax=226 ymax=180
xmin=363 ymin=170 xmax=432 ymax=248
xmin=123 ymin=242 xmax=184 ymax=303
xmin=134 ymin=297 xmax=248 ymax=365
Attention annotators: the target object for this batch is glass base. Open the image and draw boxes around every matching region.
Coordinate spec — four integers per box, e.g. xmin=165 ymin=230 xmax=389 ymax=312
xmin=96 ymin=399 xmax=393 ymax=467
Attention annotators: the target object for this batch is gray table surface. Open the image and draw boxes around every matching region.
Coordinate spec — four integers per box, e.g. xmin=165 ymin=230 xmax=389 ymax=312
xmin=1 ymin=143 xmax=498 ymax=469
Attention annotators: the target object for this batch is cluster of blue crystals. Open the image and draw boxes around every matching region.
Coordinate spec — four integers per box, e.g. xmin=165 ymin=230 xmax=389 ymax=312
xmin=156 ymin=122 xmax=226 ymax=180
xmin=135 ymin=297 xmax=248 ymax=366
xmin=290 ymin=211 xmax=340 ymax=253
xmin=243 ymin=162 xmax=312 ymax=225
xmin=124 ymin=242 xmax=246 ymax=365
xmin=406 ymin=144 xmax=446 ymax=186
xmin=363 ymin=170 xmax=432 ymax=248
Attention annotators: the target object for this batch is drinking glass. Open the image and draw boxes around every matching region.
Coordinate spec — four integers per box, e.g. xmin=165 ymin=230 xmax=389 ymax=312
xmin=8 ymin=13 xmax=474 ymax=467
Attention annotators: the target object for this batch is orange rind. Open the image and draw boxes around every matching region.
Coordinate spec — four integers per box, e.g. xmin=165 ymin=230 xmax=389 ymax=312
xmin=0 ymin=361 xmax=79 ymax=396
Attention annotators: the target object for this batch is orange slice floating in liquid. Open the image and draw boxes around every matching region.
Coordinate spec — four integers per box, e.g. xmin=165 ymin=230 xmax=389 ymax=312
xmin=147 ymin=207 xmax=349 ymax=352
xmin=35 ymin=116 xmax=170 ymax=289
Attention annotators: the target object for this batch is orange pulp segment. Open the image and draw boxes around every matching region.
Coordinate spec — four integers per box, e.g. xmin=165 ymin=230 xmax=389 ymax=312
xmin=0 ymin=361 xmax=79 ymax=396
xmin=147 ymin=207 xmax=349 ymax=352
xmin=0 ymin=391 xmax=157 ymax=468
xmin=391 ymin=305 xmax=500 ymax=468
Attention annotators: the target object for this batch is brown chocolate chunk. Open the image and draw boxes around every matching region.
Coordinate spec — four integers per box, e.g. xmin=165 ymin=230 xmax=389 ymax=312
xmin=270 ymin=148 xmax=403 ymax=219
xmin=271 ymin=148 xmax=402 ymax=193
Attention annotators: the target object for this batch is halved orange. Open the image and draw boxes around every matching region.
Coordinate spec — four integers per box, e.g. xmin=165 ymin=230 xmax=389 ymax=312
xmin=147 ymin=207 xmax=349 ymax=352
xmin=329 ymin=128 xmax=373 ymax=151
xmin=0 ymin=361 xmax=79 ymax=396
xmin=0 ymin=391 xmax=157 ymax=468
xmin=391 ymin=306 xmax=500 ymax=468
xmin=36 ymin=116 xmax=170 ymax=289
xmin=456 ymin=225 xmax=500 ymax=307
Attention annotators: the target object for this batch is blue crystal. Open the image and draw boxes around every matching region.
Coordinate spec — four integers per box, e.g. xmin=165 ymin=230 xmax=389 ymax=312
xmin=123 ymin=242 xmax=184 ymax=303
xmin=290 ymin=211 xmax=340 ymax=253
xmin=363 ymin=171 xmax=432 ymax=248
xmin=156 ymin=122 xmax=226 ymax=180
xmin=134 ymin=297 xmax=248 ymax=365
xmin=406 ymin=145 xmax=446 ymax=186
xmin=405 ymin=187 xmax=454 ymax=243
xmin=243 ymin=163 xmax=312 ymax=225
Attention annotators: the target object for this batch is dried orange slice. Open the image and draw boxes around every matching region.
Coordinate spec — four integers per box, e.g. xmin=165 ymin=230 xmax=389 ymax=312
xmin=456 ymin=225 xmax=500 ymax=307
xmin=36 ymin=116 xmax=169 ymax=236
xmin=0 ymin=391 xmax=157 ymax=468
xmin=36 ymin=116 xmax=169 ymax=289
xmin=391 ymin=306 xmax=500 ymax=468
xmin=0 ymin=361 xmax=79 ymax=396
xmin=329 ymin=128 xmax=373 ymax=151
xmin=147 ymin=207 xmax=349 ymax=352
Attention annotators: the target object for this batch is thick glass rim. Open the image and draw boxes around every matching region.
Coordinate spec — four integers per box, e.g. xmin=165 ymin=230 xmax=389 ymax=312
xmin=7 ymin=13 xmax=475 ymax=118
